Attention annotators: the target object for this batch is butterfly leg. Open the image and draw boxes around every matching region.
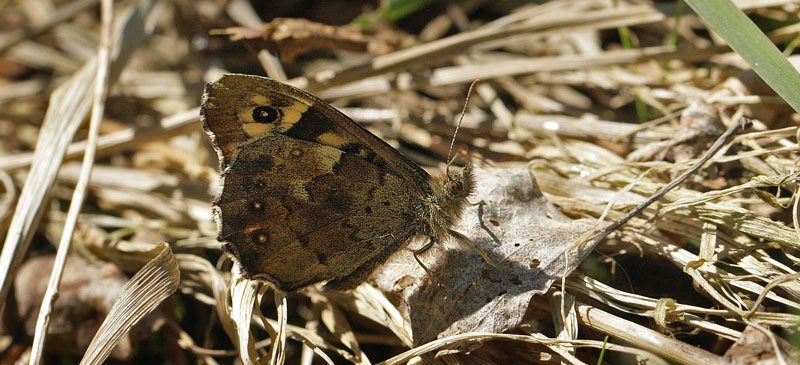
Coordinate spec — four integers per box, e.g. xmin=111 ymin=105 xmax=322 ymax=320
xmin=413 ymin=238 xmax=437 ymax=282
xmin=448 ymin=229 xmax=500 ymax=270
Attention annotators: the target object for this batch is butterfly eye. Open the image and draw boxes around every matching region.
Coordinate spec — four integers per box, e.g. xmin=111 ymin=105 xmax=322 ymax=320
xmin=252 ymin=106 xmax=281 ymax=124
xmin=446 ymin=180 xmax=463 ymax=195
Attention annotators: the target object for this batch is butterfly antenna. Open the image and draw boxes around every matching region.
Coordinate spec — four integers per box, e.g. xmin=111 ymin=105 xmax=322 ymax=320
xmin=446 ymin=79 xmax=479 ymax=174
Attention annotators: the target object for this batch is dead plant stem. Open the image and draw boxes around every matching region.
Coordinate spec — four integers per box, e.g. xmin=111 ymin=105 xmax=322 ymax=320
xmin=29 ymin=0 xmax=112 ymax=362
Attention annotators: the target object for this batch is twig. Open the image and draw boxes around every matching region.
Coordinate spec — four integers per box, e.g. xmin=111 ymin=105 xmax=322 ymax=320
xmin=0 ymin=169 xmax=15 ymax=224
xmin=298 ymin=5 xmax=672 ymax=93
xmin=596 ymin=118 xmax=750 ymax=243
xmin=0 ymin=109 xmax=200 ymax=171
xmin=431 ymin=45 xmax=728 ymax=86
xmin=0 ymin=0 xmax=156 ymax=317
xmin=28 ymin=0 xmax=113 ymax=363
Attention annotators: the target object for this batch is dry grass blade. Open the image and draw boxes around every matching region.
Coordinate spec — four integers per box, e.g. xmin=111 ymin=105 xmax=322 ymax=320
xmin=570 ymin=301 xmax=722 ymax=364
xmin=661 ymin=173 xmax=800 ymax=216
xmin=0 ymin=169 xmax=15 ymax=223
xmin=431 ymin=45 xmax=728 ymax=86
xmin=175 ymin=253 xmax=236 ymax=339
xmin=0 ymin=0 xmax=99 ymax=53
xmin=0 ymin=109 xmax=200 ymax=171
xmin=350 ymin=284 xmax=413 ymax=348
xmin=599 ymin=118 xmax=749 ymax=240
xmin=299 ymin=0 xmax=787 ymax=92
xmin=0 ymin=0 xmax=157 ymax=316
xmin=0 ymin=61 xmax=94 ymax=315
xmin=317 ymin=298 xmax=369 ymax=364
xmin=300 ymin=5 xmax=668 ymax=92
xmin=229 ymin=268 xmax=259 ymax=364
xmin=270 ymin=291 xmax=288 ymax=365
xmin=29 ymin=0 xmax=114 ymax=362
xmin=378 ymin=331 xmax=662 ymax=365
xmin=79 ymin=243 xmax=179 ymax=365
xmin=521 ymin=330 xmax=588 ymax=365
xmin=551 ymin=291 xmax=579 ymax=360
xmin=566 ymin=272 xmax=743 ymax=341
xmin=6 ymin=0 xmax=800 ymax=362
xmin=266 ymin=318 xmax=353 ymax=363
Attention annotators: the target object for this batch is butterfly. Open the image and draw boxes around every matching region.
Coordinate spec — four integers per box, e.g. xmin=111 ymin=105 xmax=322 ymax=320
xmin=201 ymin=74 xmax=473 ymax=291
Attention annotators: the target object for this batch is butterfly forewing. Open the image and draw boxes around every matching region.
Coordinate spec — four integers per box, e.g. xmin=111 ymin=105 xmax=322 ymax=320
xmin=203 ymin=74 xmax=430 ymax=183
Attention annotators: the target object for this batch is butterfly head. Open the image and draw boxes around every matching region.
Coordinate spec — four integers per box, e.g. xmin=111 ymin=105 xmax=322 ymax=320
xmin=425 ymin=163 xmax=474 ymax=240
xmin=442 ymin=163 xmax=474 ymax=201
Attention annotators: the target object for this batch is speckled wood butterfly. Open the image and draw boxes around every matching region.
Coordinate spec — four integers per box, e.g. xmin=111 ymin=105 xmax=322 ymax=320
xmin=202 ymin=74 xmax=473 ymax=291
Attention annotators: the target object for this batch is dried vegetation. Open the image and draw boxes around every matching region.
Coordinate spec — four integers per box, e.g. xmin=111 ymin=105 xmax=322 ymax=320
xmin=0 ymin=0 xmax=799 ymax=364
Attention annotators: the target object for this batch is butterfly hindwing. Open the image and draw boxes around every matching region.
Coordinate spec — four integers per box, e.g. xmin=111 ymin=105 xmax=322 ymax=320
xmin=216 ymin=134 xmax=422 ymax=289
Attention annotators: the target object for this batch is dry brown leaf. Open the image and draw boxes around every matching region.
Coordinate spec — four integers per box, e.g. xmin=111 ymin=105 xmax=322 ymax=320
xmin=723 ymin=325 xmax=800 ymax=365
xmin=627 ymin=100 xmax=724 ymax=163
xmin=372 ymin=165 xmax=599 ymax=346
xmin=8 ymin=254 xmax=150 ymax=360
xmin=216 ymin=18 xmax=370 ymax=62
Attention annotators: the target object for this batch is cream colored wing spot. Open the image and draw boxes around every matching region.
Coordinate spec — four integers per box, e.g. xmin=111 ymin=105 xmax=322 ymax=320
xmin=275 ymin=100 xmax=309 ymax=132
xmin=237 ymin=107 xmax=256 ymax=123
xmin=242 ymin=122 xmax=275 ymax=138
xmin=314 ymin=148 xmax=342 ymax=173
xmin=251 ymin=94 xmax=271 ymax=105
xmin=316 ymin=132 xmax=348 ymax=148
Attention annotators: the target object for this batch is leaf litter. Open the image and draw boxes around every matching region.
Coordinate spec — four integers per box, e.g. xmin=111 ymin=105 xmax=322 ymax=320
xmin=372 ymin=165 xmax=600 ymax=347
xmin=0 ymin=0 xmax=799 ymax=364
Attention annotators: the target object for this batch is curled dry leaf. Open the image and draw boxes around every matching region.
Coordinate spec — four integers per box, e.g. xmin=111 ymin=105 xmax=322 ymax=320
xmin=723 ymin=325 xmax=800 ymax=364
xmin=216 ymin=18 xmax=410 ymax=62
xmin=627 ymin=100 xmax=724 ymax=163
xmin=7 ymin=255 xmax=155 ymax=360
xmin=216 ymin=18 xmax=369 ymax=62
xmin=371 ymin=166 xmax=601 ymax=346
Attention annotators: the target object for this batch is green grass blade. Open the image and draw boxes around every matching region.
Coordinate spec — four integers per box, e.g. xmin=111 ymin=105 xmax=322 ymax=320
xmin=685 ymin=0 xmax=800 ymax=113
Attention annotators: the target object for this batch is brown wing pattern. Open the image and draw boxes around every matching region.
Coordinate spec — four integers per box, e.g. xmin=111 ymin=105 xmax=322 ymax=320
xmin=202 ymin=73 xmax=431 ymax=184
xmin=201 ymin=74 xmax=430 ymax=290
xmin=215 ymin=135 xmax=420 ymax=289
